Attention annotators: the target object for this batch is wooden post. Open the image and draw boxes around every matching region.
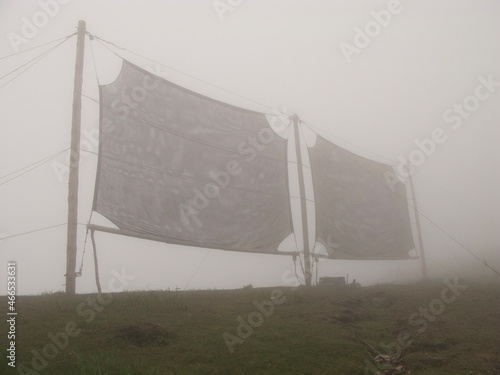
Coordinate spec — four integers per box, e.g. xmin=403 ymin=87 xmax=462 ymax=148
xmin=407 ymin=165 xmax=427 ymax=278
xmin=293 ymin=115 xmax=312 ymax=286
xmin=65 ymin=20 xmax=86 ymax=294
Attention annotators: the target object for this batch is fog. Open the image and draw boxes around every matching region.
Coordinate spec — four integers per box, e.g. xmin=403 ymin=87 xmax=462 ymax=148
xmin=0 ymin=0 xmax=499 ymax=295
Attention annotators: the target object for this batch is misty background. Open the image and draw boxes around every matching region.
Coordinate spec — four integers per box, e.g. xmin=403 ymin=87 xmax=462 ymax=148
xmin=0 ymin=0 xmax=499 ymax=295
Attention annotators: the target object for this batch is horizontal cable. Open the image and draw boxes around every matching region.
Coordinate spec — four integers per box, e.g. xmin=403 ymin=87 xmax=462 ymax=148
xmin=1 ymin=223 xmax=67 ymax=241
xmin=0 ymin=34 xmax=74 ymax=90
xmin=0 ymin=34 xmax=76 ymax=61
xmin=93 ymin=35 xmax=277 ymax=114
xmin=0 ymin=148 xmax=70 ymax=186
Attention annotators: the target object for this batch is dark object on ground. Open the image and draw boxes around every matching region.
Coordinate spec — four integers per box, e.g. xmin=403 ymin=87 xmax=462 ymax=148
xmin=319 ymin=276 xmax=346 ymax=286
xmin=349 ymin=278 xmax=362 ymax=288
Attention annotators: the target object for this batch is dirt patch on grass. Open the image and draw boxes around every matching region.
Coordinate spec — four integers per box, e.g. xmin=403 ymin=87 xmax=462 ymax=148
xmin=113 ymin=323 xmax=174 ymax=347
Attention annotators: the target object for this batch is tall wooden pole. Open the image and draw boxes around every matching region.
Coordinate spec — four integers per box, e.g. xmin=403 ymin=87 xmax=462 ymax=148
xmin=407 ymin=165 xmax=427 ymax=278
xmin=293 ymin=115 xmax=312 ymax=286
xmin=65 ymin=20 xmax=86 ymax=294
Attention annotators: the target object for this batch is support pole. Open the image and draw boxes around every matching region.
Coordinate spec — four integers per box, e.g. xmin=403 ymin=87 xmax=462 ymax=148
xmin=65 ymin=20 xmax=86 ymax=294
xmin=90 ymin=230 xmax=102 ymax=294
xmin=407 ymin=165 xmax=427 ymax=278
xmin=293 ymin=115 xmax=312 ymax=286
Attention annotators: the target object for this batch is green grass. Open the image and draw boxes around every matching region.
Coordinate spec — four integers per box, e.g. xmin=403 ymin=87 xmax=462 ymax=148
xmin=1 ymin=280 xmax=499 ymax=374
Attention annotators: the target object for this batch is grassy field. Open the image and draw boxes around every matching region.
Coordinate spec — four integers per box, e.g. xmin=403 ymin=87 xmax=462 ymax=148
xmin=1 ymin=278 xmax=499 ymax=374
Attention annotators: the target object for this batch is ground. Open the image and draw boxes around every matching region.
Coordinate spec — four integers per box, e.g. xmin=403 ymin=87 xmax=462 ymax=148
xmin=1 ymin=278 xmax=499 ymax=374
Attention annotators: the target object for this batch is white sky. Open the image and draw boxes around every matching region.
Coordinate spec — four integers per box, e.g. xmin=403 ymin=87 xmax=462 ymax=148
xmin=0 ymin=0 xmax=499 ymax=295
